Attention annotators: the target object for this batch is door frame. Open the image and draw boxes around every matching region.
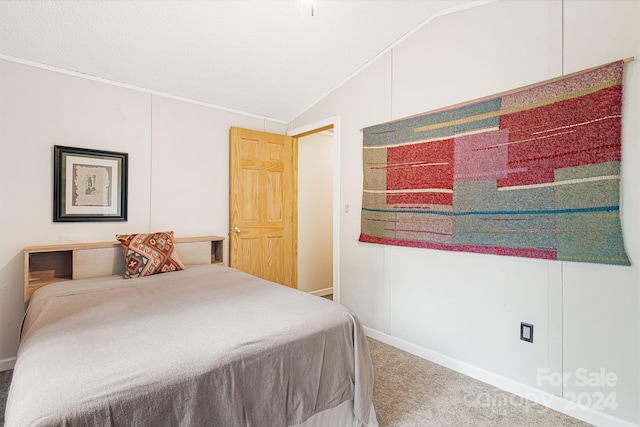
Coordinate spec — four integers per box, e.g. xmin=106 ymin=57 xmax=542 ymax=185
xmin=288 ymin=116 xmax=341 ymax=302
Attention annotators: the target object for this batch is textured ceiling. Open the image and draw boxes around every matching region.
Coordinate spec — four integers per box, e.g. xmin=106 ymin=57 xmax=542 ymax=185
xmin=0 ymin=0 xmax=479 ymax=122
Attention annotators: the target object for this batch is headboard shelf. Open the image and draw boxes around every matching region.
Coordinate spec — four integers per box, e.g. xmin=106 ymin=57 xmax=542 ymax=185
xmin=24 ymin=235 xmax=225 ymax=303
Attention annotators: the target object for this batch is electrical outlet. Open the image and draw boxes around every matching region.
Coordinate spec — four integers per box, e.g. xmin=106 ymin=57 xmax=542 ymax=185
xmin=520 ymin=322 xmax=533 ymax=343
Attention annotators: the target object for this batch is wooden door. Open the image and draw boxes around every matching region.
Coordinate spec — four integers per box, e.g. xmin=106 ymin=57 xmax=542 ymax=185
xmin=229 ymin=127 xmax=297 ymax=288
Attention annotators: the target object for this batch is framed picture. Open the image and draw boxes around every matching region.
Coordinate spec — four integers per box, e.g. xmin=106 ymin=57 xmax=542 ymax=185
xmin=53 ymin=145 xmax=128 ymax=222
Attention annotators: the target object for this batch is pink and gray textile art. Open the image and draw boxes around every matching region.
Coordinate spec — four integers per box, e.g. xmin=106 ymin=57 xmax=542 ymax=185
xmin=359 ymin=60 xmax=630 ymax=266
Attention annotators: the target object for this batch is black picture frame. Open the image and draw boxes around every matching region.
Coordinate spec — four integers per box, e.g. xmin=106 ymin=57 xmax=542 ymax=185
xmin=53 ymin=145 xmax=128 ymax=222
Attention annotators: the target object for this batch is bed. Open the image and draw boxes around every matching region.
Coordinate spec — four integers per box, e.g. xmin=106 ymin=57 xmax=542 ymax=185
xmin=5 ymin=235 xmax=377 ymax=426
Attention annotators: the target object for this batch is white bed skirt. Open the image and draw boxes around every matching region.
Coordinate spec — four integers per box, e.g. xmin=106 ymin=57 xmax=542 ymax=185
xmin=291 ymin=401 xmax=378 ymax=427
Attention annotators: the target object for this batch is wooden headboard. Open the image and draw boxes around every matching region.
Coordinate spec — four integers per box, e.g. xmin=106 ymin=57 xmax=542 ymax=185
xmin=24 ymin=236 xmax=225 ymax=303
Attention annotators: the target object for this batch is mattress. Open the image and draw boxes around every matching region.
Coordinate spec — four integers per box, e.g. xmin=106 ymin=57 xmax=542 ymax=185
xmin=5 ymin=264 xmax=376 ymax=426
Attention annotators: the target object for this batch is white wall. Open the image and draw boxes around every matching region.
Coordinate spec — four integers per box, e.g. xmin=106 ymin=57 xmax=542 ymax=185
xmin=291 ymin=0 xmax=639 ymax=425
xmin=298 ymin=132 xmax=333 ymax=294
xmin=0 ymin=58 xmax=285 ymax=363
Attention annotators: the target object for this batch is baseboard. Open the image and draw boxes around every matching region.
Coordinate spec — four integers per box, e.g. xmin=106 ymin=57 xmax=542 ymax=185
xmin=309 ymin=287 xmax=333 ymax=297
xmin=364 ymin=327 xmax=639 ymax=427
xmin=0 ymin=357 xmax=16 ymax=372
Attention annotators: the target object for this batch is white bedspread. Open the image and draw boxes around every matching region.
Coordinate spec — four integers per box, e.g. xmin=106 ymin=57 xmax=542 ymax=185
xmin=5 ymin=264 xmax=374 ymax=427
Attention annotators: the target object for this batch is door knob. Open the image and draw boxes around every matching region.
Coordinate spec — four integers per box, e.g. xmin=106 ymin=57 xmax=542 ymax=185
xmin=234 ymin=227 xmax=242 ymax=233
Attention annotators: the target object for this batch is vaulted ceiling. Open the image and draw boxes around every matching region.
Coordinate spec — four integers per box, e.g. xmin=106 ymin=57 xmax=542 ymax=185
xmin=0 ymin=0 xmax=480 ymax=122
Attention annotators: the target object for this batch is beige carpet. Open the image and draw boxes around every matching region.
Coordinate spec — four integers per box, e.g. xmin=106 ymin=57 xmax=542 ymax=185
xmin=0 ymin=340 xmax=591 ymax=426
xmin=0 ymin=370 xmax=10 ymax=427
xmin=368 ymin=338 xmax=590 ymax=426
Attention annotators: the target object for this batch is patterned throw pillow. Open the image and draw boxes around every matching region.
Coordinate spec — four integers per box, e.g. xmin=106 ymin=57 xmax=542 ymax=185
xmin=116 ymin=231 xmax=186 ymax=279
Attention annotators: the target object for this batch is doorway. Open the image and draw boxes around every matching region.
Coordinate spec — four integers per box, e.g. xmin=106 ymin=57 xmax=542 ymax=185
xmin=288 ymin=117 xmax=340 ymax=302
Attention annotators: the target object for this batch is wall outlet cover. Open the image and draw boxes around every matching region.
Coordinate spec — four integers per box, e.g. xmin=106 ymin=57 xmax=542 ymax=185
xmin=520 ymin=322 xmax=533 ymax=343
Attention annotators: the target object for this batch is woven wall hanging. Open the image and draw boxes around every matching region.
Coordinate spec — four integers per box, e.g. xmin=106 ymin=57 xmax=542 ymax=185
xmin=360 ymin=60 xmax=630 ymax=266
